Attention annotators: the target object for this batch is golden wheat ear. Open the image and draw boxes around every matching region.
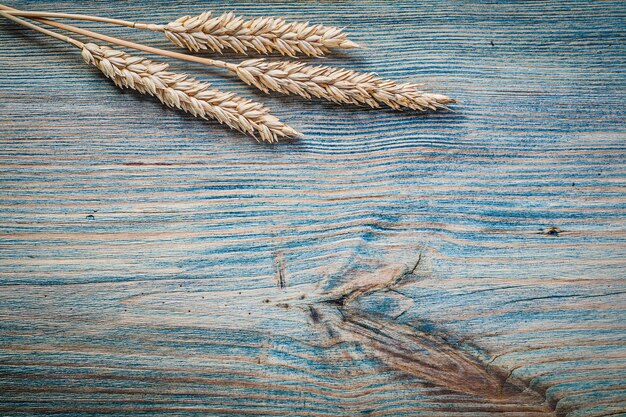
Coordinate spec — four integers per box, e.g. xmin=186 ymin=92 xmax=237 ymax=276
xmin=81 ymin=43 xmax=301 ymax=143
xmin=232 ymin=59 xmax=456 ymax=111
xmin=161 ymin=11 xmax=359 ymax=57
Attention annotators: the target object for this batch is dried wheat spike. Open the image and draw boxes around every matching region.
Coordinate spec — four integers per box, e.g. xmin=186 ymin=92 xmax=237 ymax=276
xmin=80 ymin=43 xmax=300 ymax=142
xmin=234 ymin=59 xmax=456 ymax=111
xmin=162 ymin=11 xmax=359 ymax=57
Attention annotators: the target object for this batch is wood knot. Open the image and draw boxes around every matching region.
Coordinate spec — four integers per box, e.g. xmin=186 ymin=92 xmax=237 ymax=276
xmin=541 ymin=226 xmax=562 ymax=236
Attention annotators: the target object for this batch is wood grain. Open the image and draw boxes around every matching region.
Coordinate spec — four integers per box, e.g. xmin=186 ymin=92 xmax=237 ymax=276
xmin=1 ymin=1 xmax=625 ymax=416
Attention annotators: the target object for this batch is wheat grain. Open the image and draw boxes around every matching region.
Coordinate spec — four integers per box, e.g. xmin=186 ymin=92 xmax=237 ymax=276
xmin=80 ymin=43 xmax=300 ymax=142
xmin=162 ymin=11 xmax=359 ymax=57
xmin=233 ymin=59 xmax=456 ymax=111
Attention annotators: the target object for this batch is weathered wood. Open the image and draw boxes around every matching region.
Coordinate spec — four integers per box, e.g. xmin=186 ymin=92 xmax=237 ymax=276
xmin=0 ymin=1 xmax=625 ymax=416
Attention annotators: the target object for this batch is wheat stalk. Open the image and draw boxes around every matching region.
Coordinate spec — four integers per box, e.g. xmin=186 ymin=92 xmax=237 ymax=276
xmin=2 ymin=9 xmax=358 ymax=57
xmin=1 ymin=4 xmax=456 ymax=143
xmin=2 ymin=11 xmax=455 ymax=112
xmin=234 ymin=59 xmax=456 ymax=111
xmin=0 ymin=10 xmax=299 ymax=142
xmin=80 ymin=43 xmax=300 ymax=143
xmin=161 ymin=11 xmax=359 ymax=57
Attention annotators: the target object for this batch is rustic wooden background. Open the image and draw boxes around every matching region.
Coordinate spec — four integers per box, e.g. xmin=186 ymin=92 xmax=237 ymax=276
xmin=1 ymin=1 xmax=625 ymax=416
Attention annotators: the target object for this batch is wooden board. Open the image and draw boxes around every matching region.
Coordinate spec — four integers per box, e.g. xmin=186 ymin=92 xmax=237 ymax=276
xmin=1 ymin=1 xmax=625 ymax=416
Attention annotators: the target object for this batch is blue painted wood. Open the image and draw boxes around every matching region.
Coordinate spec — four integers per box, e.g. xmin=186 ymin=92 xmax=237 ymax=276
xmin=0 ymin=1 xmax=625 ymax=416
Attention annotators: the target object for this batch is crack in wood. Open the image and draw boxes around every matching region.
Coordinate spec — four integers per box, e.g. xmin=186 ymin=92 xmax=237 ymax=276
xmin=274 ymin=251 xmax=287 ymax=289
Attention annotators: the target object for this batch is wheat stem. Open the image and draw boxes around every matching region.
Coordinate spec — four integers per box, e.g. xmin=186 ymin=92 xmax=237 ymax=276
xmin=0 ymin=6 xmax=236 ymax=71
xmin=1 ymin=10 xmax=146 ymax=29
xmin=0 ymin=10 xmax=83 ymax=48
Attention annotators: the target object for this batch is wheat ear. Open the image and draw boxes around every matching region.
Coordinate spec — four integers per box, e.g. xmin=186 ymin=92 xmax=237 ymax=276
xmin=234 ymin=59 xmax=456 ymax=111
xmin=3 ymin=9 xmax=455 ymax=112
xmin=162 ymin=12 xmax=359 ymax=57
xmin=81 ymin=43 xmax=300 ymax=143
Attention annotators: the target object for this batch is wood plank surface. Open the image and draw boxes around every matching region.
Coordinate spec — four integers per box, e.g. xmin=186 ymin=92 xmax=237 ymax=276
xmin=1 ymin=1 xmax=625 ymax=416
